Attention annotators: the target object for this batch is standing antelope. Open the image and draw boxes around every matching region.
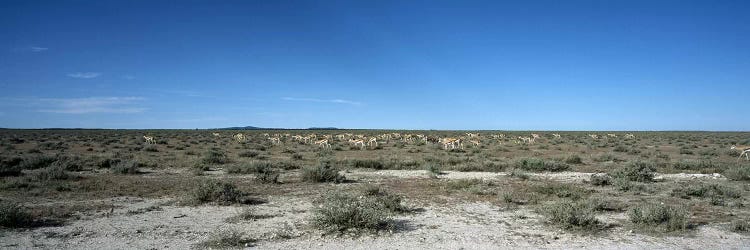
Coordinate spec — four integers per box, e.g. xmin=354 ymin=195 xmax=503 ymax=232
xmin=731 ymin=145 xmax=750 ymax=161
xmin=233 ymin=133 xmax=247 ymax=143
xmin=314 ymin=139 xmax=331 ymax=148
xmin=349 ymin=139 xmax=365 ymax=150
xmin=368 ymin=137 xmax=378 ymax=148
xmin=143 ymin=135 xmax=156 ymax=144
xmin=212 ymin=132 xmax=221 ymax=137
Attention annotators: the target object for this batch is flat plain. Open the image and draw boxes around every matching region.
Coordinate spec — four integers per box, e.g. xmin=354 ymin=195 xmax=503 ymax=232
xmin=1 ymin=130 xmax=749 ymax=249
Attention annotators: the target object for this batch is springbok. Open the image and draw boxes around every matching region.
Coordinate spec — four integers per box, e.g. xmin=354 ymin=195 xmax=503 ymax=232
xmin=143 ymin=136 xmax=156 ymax=144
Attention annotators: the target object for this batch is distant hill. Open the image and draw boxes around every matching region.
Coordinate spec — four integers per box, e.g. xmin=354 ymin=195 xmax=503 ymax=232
xmin=218 ymin=126 xmax=340 ymax=130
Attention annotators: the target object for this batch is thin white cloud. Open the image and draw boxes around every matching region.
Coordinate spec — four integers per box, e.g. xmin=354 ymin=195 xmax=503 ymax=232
xmin=9 ymin=96 xmax=147 ymax=114
xmin=12 ymin=46 xmax=48 ymax=53
xmin=282 ymin=97 xmax=362 ymax=105
xmin=67 ymin=72 xmax=102 ymax=79
xmin=30 ymin=47 xmax=48 ymax=52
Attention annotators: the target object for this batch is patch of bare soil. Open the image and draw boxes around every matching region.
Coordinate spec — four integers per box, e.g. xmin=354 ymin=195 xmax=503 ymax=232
xmin=2 ymin=194 xmax=747 ymax=249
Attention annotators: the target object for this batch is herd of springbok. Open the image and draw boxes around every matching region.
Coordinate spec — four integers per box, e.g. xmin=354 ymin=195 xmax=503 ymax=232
xmin=138 ymin=132 xmax=750 ymax=161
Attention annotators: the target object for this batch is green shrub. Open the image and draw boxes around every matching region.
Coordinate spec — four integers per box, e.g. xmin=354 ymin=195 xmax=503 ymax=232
xmin=112 ymin=161 xmax=141 ymax=175
xmin=19 ymin=156 xmax=56 ymax=170
xmin=610 ymin=161 xmax=656 ymax=182
xmin=672 ymin=160 xmax=716 ymax=171
xmin=197 ymin=229 xmax=255 ymax=248
xmin=509 ymin=168 xmax=530 ymax=180
xmin=225 ymin=161 xmax=280 ymax=183
xmin=588 ymin=174 xmax=612 ymax=186
xmin=724 ymin=165 xmax=750 ymax=181
xmin=515 ymin=158 xmax=570 ymax=172
xmin=629 ymin=203 xmax=689 ymax=232
xmin=532 ymin=182 xmax=588 ymax=200
xmin=312 ymin=190 xmax=398 ymax=233
xmin=238 ymin=150 xmax=260 ymax=158
xmin=202 ymin=149 xmax=230 ymax=164
xmin=425 ymin=163 xmax=443 ymax=177
xmin=0 ymin=201 xmax=33 ymax=228
xmin=564 ymin=155 xmax=583 ymax=164
xmin=350 ymin=159 xmax=384 ymax=169
xmin=188 ymin=180 xmax=249 ymax=205
xmin=302 ymin=160 xmax=345 ymax=183
xmin=671 ymin=183 xmax=740 ymax=205
xmin=543 ymin=200 xmax=600 ymax=230
xmin=731 ymin=220 xmax=749 ymax=233
xmin=0 ymin=157 xmax=23 ymax=177
xmin=32 ymin=165 xmax=71 ymax=181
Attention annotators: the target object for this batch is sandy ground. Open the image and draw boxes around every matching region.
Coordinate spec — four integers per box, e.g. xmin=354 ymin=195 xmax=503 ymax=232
xmin=1 ymin=170 xmax=746 ymax=249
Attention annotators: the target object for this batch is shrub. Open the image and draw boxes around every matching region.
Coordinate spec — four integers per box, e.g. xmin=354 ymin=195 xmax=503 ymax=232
xmin=564 ymin=155 xmax=583 ymax=164
xmin=188 ymin=180 xmax=248 ymax=205
xmin=350 ymin=159 xmax=385 ymax=169
xmin=610 ymin=161 xmax=656 ymax=182
xmin=588 ymin=174 xmax=612 ymax=186
xmin=0 ymin=201 xmax=33 ymax=228
xmin=0 ymin=157 xmax=23 ymax=177
xmin=724 ymin=165 xmax=750 ymax=181
xmin=360 ymin=185 xmax=408 ymax=213
xmin=302 ymin=160 xmax=345 ymax=183
xmin=425 ymin=163 xmax=443 ymax=177
xmin=731 ymin=220 xmax=749 ymax=233
xmin=19 ymin=156 xmax=56 ymax=170
xmin=532 ymin=183 xmax=588 ymax=200
xmin=202 ymin=149 xmax=230 ymax=164
xmin=197 ymin=229 xmax=255 ymax=248
xmin=226 ymin=162 xmax=280 ymax=183
xmin=98 ymin=158 xmax=120 ymax=169
xmin=543 ymin=200 xmax=601 ymax=230
xmin=291 ymin=153 xmax=303 ymax=160
xmin=143 ymin=145 xmax=158 ymax=152
xmin=112 ymin=161 xmax=141 ymax=175
xmin=629 ymin=203 xmax=689 ymax=232
xmin=672 ymin=160 xmax=716 ymax=171
xmin=32 ymin=165 xmax=71 ymax=181
xmin=509 ymin=168 xmax=530 ymax=180
xmin=671 ymin=183 xmax=740 ymax=205
xmin=238 ymin=150 xmax=260 ymax=158
xmin=515 ymin=158 xmax=570 ymax=172
xmin=311 ymin=190 xmax=397 ymax=233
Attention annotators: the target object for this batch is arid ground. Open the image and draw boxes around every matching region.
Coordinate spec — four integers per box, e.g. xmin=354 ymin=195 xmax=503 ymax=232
xmin=1 ymin=130 xmax=749 ymax=249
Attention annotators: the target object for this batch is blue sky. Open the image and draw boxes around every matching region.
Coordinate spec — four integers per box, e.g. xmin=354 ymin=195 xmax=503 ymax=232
xmin=1 ymin=0 xmax=748 ymax=130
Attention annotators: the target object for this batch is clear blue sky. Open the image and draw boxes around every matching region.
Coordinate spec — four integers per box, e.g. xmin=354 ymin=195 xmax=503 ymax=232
xmin=1 ymin=0 xmax=748 ymax=130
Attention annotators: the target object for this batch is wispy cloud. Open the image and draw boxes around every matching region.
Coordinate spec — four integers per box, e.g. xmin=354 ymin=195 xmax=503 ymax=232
xmin=5 ymin=97 xmax=147 ymax=114
xmin=282 ymin=97 xmax=362 ymax=105
xmin=67 ymin=72 xmax=102 ymax=79
xmin=12 ymin=46 xmax=48 ymax=53
xmin=30 ymin=46 xmax=48 ymax=52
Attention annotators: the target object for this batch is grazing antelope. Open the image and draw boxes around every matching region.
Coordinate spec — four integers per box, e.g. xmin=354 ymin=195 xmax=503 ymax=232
xmin=731 ymin=145 xmax=750 ymax=161
xmin=349 ymin=139 xmax=365 ymax=150
xmin=269 ymin=137 xmax=281 ymax=144
xmin=233 ymin=133 xmax=247 ymax=143
xmin=624 ymin=134 xmax=635 ymax=139
xmin=607 ymin=134 xmax=617 ymax=138
xmin=368 ymin=137 xmax=378 ymax=148
xmin=314 ymin=139 xmax=331 ymax=148
xmin=588 ymin=134 xmax=599 ymax=139
xmin=440 ymin=138 xmax=462 ymax=150
xmin=468 ymin=140 xmax=481 ymax=146
xmin=518 ymin=136 xmax=534 ymax=144
xmin=212 ymin=132 xmax=221 ymax=137
xmin=552 ymin=134 xmax=561 ymax=138
xmin=143 ymin=135 xmax=156 ymax=144
xmin=531 ymin=134 xmax=540 ymax=139
xmin=466 ymin=133 xmax=479 ymax=138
